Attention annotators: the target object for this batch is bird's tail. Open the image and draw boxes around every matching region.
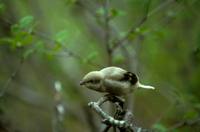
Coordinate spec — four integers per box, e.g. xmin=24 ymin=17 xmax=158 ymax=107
xmin=138 ymin=82 xmax=155 ymax=90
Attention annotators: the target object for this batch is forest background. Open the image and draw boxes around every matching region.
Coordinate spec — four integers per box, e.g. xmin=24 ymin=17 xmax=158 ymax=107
xmin=0 ymin=0 xmax=200 ymax=132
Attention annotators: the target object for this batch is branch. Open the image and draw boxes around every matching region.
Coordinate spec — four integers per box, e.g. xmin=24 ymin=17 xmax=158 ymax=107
xmin=168 ymin=117 xmax=200 ymax=131
xmin=77 ymin=0 xmax=114 ymax=65
xmin=0 ymin=57 xmax=24 ymax=98
xmin=52 ymin=81 xmax=65 ymax=132
xmin=88 ymin=95 xmax=153 ymax=132
xmin=33 ymin=30 xmax=102 ymax=67
xmin=0 ymin=18 xmax=101 ymax=100
xmin=103 ymin=0 xmax=112 ymax=65
xmin=0 ymin=18 xmax=101 ymax=68
xmin=112 ymin=0 xmax=175 ymax=51
xmin=88 ymin=97 xmax=133 ymax=130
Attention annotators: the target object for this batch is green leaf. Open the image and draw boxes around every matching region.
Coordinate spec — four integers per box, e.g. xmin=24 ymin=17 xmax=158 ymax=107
xmin=0 ymin=3 xmax=6 ymax=13
xmin=83 ymin=52 xmax=98 ymax=63
xmin=19 ymin=15 xmax=34 ymax=30
xmin=137 ymin=27 xmax=149 ymax=34
xmin=65 ymin=0 xmax=77 ymax=5
xmin=11 ymin=24 xmax=21 ymax=33
xmin=34 ymin=41 xmax=45 ymax=53
xmin=128 ymin=32 xmax=136 ymax=40
xmin=55 ymin=30 xmax=69 ymax=44
xmin=9 ymin=16 xmax=36 ymax=49
xmin=53 ymin=42 xmax=62 ymax=52
xmin=183 ymin=109 xmax=198 ymax=120
xmin=12 ymin=32 xmax=33 ymax=48
xmin=0 ymin=37 xmax=14 ymax=45
xmin=110 ymin=8 xmax=126 ymax=19
xmin=119 ymin=32 xmax=126 ymax=38
xmin=113 ymin=54 xmax=125 ymax=64
xmin=96 ymin=7 xmax=105 ymax=16
xmin=127 ymin=27 xmax=150 ymax=41
xmin=11 ymin=15 xmax=35 ymax=34
xmin=110 ymin=8 xmax=118 ymax=18
xmin=194 ymin=103 xmax=200 ymax=110
xmin=152 ymin=124 xmax=167 ymax=132
xmin=23 ymin=48 xmax=35 ymax=59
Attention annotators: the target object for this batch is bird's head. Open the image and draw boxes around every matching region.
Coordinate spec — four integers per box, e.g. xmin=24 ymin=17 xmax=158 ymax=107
xmin=80 ymin=71 xmax=104 ymax=91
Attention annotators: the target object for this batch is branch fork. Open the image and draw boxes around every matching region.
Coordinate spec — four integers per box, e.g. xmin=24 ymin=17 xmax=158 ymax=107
xmin=88 ymin=95 xmax=134 ymax=131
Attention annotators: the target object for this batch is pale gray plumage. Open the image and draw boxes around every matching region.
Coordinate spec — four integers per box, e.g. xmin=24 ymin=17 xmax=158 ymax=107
xmin=80 ymin=66 xmax=154 ymax=96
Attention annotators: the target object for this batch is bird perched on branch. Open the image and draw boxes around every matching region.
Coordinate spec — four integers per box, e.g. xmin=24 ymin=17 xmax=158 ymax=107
xmin=80 ymin=67 xmax=155 ymax=96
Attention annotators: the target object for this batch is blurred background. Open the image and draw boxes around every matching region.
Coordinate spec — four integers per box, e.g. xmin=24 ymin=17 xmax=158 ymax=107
xmin=0 ymin=0 xmax=200 ymax=132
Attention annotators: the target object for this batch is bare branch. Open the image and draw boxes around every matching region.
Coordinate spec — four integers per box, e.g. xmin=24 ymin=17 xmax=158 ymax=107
xmin=147 ymin=0 xmax=174 ymax=17
xmin=33 ymin=30 xmax=102 ymax=67
xmin=112 ymin=0 xmax=175 ymax=51
xmin=88 ymin=95 xmax=153 ymax=132
xmin=88 ymin=100 xmax=133 ymax=129
xmin=168 ymin=117 xmax=200 ymax=131
xmin=52 ymin=81 xmax=65 ymax=132
xmin=0 ymin=57 xmax=24 ymax=98
xmin=103 ymin=0 xmax=112 ymax=65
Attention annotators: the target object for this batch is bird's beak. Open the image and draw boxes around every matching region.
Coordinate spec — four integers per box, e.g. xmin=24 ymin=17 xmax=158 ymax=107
xmin=138 ymin=82 xmax=155 ymax=90
xmin=79 ymin=80 xmax=85 ymax=85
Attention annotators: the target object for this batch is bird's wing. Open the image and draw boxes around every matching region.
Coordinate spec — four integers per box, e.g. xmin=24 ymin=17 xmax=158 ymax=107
xmin=100 ymin=67 xmax=127 ymax=80
xmin=102 ymin=79 xmax=131 ymax=95
xmin=100 ymin=67 xmax=138 ymax=85
xmin=120 ymin=72 xmax=138 ymax=85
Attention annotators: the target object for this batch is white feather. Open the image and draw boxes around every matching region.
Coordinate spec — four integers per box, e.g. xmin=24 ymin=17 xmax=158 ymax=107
xmin=137 ymin=82 xmax=155 ymax=90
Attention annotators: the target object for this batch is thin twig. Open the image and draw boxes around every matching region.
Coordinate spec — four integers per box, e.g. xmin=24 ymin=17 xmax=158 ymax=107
xmin=33 ymin=30 xmax=101 ymax=67
xmin=0 ymin=18 xmax=100 ymax=99
xmin=0 ymin=57 xmax=24 ymax=98
xmin=147 ymin=0 xmax=174 ymax=17
xmin=102 ymin=125 xmax=111 ymax=132
xmin=103 ymin=0 xmax=112 ymax=66
xmin=0 ymin=18 xmax=101 ymax=68
xmin=168 ymin=117 xmax=200 ymax=131
xmin=112 ymin=0 xmax=175 ymax=51
xmin=52 ymin=81 xmax=65 ymax=132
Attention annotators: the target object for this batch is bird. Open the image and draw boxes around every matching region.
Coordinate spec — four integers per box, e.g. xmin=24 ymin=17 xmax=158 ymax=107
xmin=80 ymin=66 xmax=155 ymax=96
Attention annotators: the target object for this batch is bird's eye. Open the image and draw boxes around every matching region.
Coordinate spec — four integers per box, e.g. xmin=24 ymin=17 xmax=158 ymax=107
xmin=96 ymin=80 xmax=100 ymax=83
xmin=90 ymin=80 xmax=100 ymax=84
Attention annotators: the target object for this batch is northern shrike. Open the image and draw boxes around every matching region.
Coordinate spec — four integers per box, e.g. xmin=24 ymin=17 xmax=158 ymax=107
xmin=80 ymin=67 xmax=154 ymax=96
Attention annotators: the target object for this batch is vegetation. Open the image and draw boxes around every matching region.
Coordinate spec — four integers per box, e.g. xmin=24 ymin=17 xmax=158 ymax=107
xmin=0 ymin=0 xmax=200 ymax=132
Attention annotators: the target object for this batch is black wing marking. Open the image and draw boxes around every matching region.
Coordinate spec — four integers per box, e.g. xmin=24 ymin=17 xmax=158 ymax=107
xmin=120 ymin=72 xmax=138 ymax=85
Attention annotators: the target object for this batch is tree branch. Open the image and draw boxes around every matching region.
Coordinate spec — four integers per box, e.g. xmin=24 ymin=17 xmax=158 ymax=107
xmin=0 ymin=57 xmax=24 ymax=98
xmin=112 ymin=0 xmax=175 ymax=51
xmin=103 ymin=0 xmax=112 ymax=66
xmin=0 ymin=17 xmax=101 ymax=68
xmin=88 ymin=95 xmax=153 ymax=132
xmin=52 ymin=81 xmax=65 ymax=132
xmin=168 ymin=117 xmax=200 ymax=131
xmin=88 ymin=96 xmax=133 ymax=130
xmin=33 ymin=30 xmax=102 ymax=67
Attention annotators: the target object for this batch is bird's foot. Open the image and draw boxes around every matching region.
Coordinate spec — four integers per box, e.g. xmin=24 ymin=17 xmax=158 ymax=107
xmin=104 ymin=94 xmax=125 ymax=108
